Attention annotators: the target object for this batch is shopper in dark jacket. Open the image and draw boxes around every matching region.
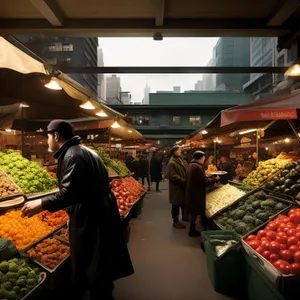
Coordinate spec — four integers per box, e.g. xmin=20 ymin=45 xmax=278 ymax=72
xmin=166 ymin=145 xmax=188 ymax=229
xmin=139 ymin=154 xmax=150 ymax=190
xmin=185 ymin=151 xmax=217 ymax=237
xmin=22 ymin=120 xmax=134 ymax=300
xmin=130 ymin=156 xmax=140 ymax=180
xmin=219 ymin=156 xmax=234 ymax=184
xmin=150 ymin=151 xmax=163 ymax=192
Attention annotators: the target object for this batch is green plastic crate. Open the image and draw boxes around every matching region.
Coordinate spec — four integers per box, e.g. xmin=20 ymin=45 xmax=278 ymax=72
xmin=201 ymin=230 xmax=245 ymax=295
xmin=244 ymin=251 xmax=285 ymax=300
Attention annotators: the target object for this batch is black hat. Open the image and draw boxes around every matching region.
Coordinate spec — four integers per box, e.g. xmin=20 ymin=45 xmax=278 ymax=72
xmin=47 ymin=120 xmax=74 ymax=139
xmin=193 ymin=151 xmax=205 ymax=160
xmin=170 ymin=145 xmax=180 ymax=154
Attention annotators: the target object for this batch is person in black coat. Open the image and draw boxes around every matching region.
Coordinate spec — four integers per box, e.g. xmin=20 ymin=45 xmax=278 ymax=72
xmin=139 ymin=154 xmax=150 ymax=190
xmin=22 ymin=120 xmax=134 ymax=300
xmin=219 ymin=156 xmax=235 ymax=184
xmin=130 ymin=156 xmax=140 ymax=180
xmin=150 ymin=151 xmax=163 ymax=192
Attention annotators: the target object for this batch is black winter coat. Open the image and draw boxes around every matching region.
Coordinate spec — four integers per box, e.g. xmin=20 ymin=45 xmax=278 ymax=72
xmin=150 ymin=156 xmax=162 ymax=182
xmin=185 ymin=160 xmax=215 ymax=219
xmin=139 ymin=157 xmax=149 ymax=177
xmin=42 ymin=136 xmax=134 ymax=288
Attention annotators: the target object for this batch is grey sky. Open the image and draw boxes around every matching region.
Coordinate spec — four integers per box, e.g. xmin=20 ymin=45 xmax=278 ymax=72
xmin=98 ymin=38 xmax=219 ymax=102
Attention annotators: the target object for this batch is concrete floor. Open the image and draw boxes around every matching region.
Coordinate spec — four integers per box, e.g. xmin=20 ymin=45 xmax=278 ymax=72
xmin=114 ymin=182 xmax=234 ymax=300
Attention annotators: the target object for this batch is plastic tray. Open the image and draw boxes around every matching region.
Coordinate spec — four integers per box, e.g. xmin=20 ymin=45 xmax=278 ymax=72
xmin=54 ymin=225 xmax=69 ymax=244
xmin=25 ymin=235 xmax=70 ymax=273
xmin=213 ymin=188 xmax=294 ymax=236
xmin=0 ymin=168 xmax=24 ymax=202
xmin=26 ymin=188 xmax=59 ymax=200
xmin=22 ymin=272 xmax=47 ymax=300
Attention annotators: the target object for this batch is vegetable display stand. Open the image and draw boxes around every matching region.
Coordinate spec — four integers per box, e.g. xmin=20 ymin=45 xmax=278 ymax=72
xmin=201 ymin=230 xmax=245 ymax=295
xmin=130 ymin=195 xmax=145 ymax=218
xmin=244 ymin=251 xmax=285 ymax=300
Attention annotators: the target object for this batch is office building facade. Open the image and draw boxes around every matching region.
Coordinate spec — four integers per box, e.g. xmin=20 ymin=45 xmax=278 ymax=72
xmin=106 ymin=74 xmax=121 ymax=104
xmin=15 ymin=35 xmax=98 ymax=96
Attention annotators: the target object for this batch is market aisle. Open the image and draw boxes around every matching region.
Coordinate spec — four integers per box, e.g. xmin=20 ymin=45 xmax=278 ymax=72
xmin=114 ymin=181 xmax=233 ymax=300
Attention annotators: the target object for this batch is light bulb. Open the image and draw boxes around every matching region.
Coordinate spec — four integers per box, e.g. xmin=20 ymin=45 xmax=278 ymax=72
xmin=96 ymin=109 xmax=108 ymax=117
xmin=44 ymin=78 xmax=62 ymax=90
xmin=80 ymin=101 xmax=95 ymax=110
xmin=111 ymin=121 xmax=120 ymax=129
xmin=202 ymin=130 xmax=208 ymax=134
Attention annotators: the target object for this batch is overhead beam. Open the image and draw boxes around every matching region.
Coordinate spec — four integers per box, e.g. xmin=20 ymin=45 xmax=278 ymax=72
xmin=58 ymin=66 xmax=288 ymax=74
xmin=277 ymin=28 xmax=300 ymax=50
xmin=28 ymin=0 xmax=64 ymax=26
xmin=267 ymin=0 xmax=300 ymax=26
xmin=0 ymin=18 xmax=291 ymax=37
xmin=155 ymin=0 xmax=165 ymax=27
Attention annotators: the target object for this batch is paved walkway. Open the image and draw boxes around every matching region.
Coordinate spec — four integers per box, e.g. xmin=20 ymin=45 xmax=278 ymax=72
xmin=114 ymin=181 xmax=233 ymax=300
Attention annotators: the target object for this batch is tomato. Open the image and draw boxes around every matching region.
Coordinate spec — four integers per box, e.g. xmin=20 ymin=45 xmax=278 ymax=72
xmin=297 ymin=241 xmax=300 ymax=247
xmin=267 ymin=222 xmax=278 ymax=231
xmin=295 ymin=232 xmax=300 ymax=240
xmin=278 ymin=223 xmax=288 ymax=231
xmin=266 ymin=231 xmax=277 ymax=241
xmin=261 ymin=240 xmax=270 ymax=251
xmin=257 ymin=230 xmax=267 ymax=239
xmin=291 ymin=263 xmax=300 ymax=275
xmin=290 ymin=212 xmax=300 ymax=225
xmin=276 ymin=232 xmax=288 ymax=244
xmin=280 ymin=249 xmax=293 ymax=261
xmin=255 ymin=246 xmax=264 ymax=254
xmin=269 ymin=241 xmax=281 ymax=253
xmin=246 ymin=235 xmax=257 ymax=242
xmin=262 ymin=250 xmax=271 ymax=260
xmin=294 ymin=251 xmax=300 ymax=263
xmin=260 ymin=237 xmax=271 ymax=243
xmin=270 ymin=253 xmax=279 ymax=263
xmin=282 ymin=217 xmax=291 ymax=223
xmin=279 ymin=244 xmax=287 ymax=250
xmin=273 ymin=260 xmax=292 ymax=275
xmin=287 ymin=228 xmax=297 ymax=237
xmin=289 ymin=245 xmax=299 ymax=254
xmin=288 ymin=208 xmax=300 ymax=217
xmin=287 ymin=236 xmax=299 ymax=247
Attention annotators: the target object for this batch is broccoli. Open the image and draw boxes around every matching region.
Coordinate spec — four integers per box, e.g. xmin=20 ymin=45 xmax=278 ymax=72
xmin=252 ymin=200 xmax=261 ymax=209
xmin=20 ymin=288 xmax=28 ymax=296
xmin=257 ymin=212 xmax=269 ymax=222
xmin=238 ymin=204 xmax=248 ymax=211
xmin=261 ymin=199 xmax=276 ymax=209
xmin=255 ymin=219 xmax=264 ymax=226
xmin=6 ymin=272 xmax=17 ymax=281
xmin=230 ymin=209 xmax=240 ymax=220
xmin=235 ymin=221 xmax=248 ymax=235
xmin=8 ymin=263 xmax=18 ymax=273
xmin=0 ymin=262 xmax=9 ymax=274
xmin=0 ymin=274 xmax=8 ymax=284
xmin=236 ymin=209 xmax=246 ymax=219
xmin=2 ymin=281 xmax=13 ymax=291
xmin=247 ymin=206 xmax=256 ymax=213
xmin=2 ymin=290 xmax=19 ymax=300
xmin=15 ymin=278 xmax=26 ymax=288
xmin=27 ymin=278 xmax=37 ymax=287
xmin=275 ymin=202 xmax=287 ymax=211
xmin=27 ymin=271 xmax=37 ymax=279
xmin=243 ymin=215 xmax=255 ymax=224
xmin=18 ymin=268 xmax=29 ymax=277
xmin=254 ymin=209 xmax=263 ymax=215
xmin=8 ymin=259 xmax=18 ymax=264
xmin=12 ymin=286 xmax=20 ymax=295
xmin=227 ymin=218 xmax=234 ymax=225
xmin=254 ymin=191 xmax=267 ymax=200
xmin=219 ymin=217 xmax=228 ymax=226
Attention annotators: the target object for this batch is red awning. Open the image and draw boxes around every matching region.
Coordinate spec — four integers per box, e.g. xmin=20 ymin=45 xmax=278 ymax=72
xmin=221 ymin=91 xmax=300 ymax=127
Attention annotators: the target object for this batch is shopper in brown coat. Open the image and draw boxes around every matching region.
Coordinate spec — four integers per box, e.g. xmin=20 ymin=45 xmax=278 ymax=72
xmin=166 ymin=145 xmax=188 ymax=229
xmin=185 ymin=151 xmax=217 ymax=237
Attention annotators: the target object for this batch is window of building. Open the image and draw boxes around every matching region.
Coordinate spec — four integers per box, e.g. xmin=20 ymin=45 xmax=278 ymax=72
xmin=189 ymin=116 xmax=201 ymax=126
xmin=62 ymin=44 xmax=73 ymax=51
xmin=48 ymin=43 xmax=62 ymax=51
xmin=173 ymin=116 xmax=181 ymax=125
xmin=48 ymin=44 xmax=56 ymax=51
xmin=46 ymin=57 xmax=58 ymax=65
xmin=132 ymin=115 xmax=150 ymax=125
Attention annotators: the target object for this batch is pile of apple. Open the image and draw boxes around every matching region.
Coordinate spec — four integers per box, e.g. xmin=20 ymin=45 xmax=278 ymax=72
xmin=111 ymin=177 xmax=146 ymax=216
xmin=245 ymin=208 xmax=300 ymax=275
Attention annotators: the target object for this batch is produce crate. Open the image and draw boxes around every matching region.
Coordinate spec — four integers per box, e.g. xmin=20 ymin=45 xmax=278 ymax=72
xmin=242 ymin=207 xmax=300 ymax=299
xmin=25 ymin=235 xmax=70 ymax=273
xmin=213 ymin=188 xmax=294 ymax=236
xmin=201 ymin=230 xmax=245 ymax=295
xmin=0 ymin=195 xmax=25 ymax=210
xmin=243 ymin=250 xmax=285 ymax=300
xmin=0 ymin=168 xmax=24 ymax=202
xmin=54 ymin=225 xmax=69 ymax=244
xmin=22 ymin=272 xmax=47 ymax=300
xmin=26 ymin=188 xmax=59 ymax=200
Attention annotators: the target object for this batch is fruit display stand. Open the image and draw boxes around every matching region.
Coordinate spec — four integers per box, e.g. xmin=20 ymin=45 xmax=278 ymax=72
xmin=213 ymin=188 xmax=294 ymax=237
xmin=242 ymin=207 xmax=300 ymax=299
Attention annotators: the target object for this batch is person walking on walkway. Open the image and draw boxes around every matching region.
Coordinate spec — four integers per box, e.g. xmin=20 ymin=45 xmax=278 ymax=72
xmin=166 ymin=145 xmax=188 ymax=229
xmin=185 ymin=151 xmax=218 ymax=237
xmin=139 ymin=153 xmax=151 ymax=191
xmin=22 ymin=120 xmax=134 ymax=300
xmin=130 ymin=155 xmax=141 ymax=180
xmin=150 ymin=151 xmax=163 ymax=192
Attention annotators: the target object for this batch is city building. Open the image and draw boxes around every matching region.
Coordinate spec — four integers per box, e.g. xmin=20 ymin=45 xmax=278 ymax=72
xmin=203 ymin=46 xmax=217 ymax=90
xmin=194 ymin=80 xmax=204 ymax=91
xmin=15 ymin=35 xmax=98 ymax=96
xmin=173 ymin=86 xmax=181 ymax=93
xmin=97 ymin=47 xmax=105 ymax=102
xmin=215 ymin=38 xmax=250 ymax=91
xmin=110 ymin=91 xmax=252 ymax=145
xmin=120 ymin=92 xmax=131 ymax=105
xmin=143 ymin=84 xmax=151 ymax=104
xmin=243 ymin=38 xmax=299 ymax=98
xmin=106 ymin=74 xmax=121 ymax=104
